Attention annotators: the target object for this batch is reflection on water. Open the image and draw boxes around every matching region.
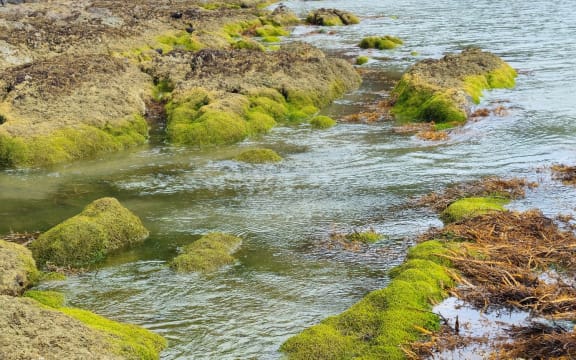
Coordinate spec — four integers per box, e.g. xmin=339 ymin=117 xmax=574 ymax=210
xmin=3 ymin=0 xmax=576 ymax=358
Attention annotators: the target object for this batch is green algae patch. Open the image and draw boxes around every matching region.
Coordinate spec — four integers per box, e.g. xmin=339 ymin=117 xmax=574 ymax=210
xmin=156 ymin=31 xmax=204 ymax=53
xmin=170 ymin=233 xmax=242 ymax=273
xmin=356 ymin=55 xmax=369 ymax=65
xmin=310 ymin=115 xmax=336 ymax=129
xmin=440 ymin=196 xmax=508 ymax=223
xmin=281 ymin=240 xmax=454 ymax=359
xmin=31 ymin=198 xmax=149 ymax=269
xmin=306 ymin=8 xmax=360 ymax=26
xmin=0 ymin=239 xmax=40 ymax=296
xmin=346 ymin=229 xmax=383 ymax=243
xmin=234 ymin=148 xmax=282 ymax=164
xmin=391 ymin=49 xmax=517 ymax=125
xmin=359 ymin=35 xmax=403 ymax=50
xmin=24 ymin=290 xmax=166 ymax=360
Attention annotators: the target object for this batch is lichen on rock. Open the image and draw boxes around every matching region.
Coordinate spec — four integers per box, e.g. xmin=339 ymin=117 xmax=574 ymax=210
xmin=391 ymin=48 xmax=517 ymax=126
xmin=0 ymin=240 xmax=39 ymax=296
xmin=170 ymin=233 xmax=242 ymax=272
xmin=30 ymin=197 xmax=149 ymax=268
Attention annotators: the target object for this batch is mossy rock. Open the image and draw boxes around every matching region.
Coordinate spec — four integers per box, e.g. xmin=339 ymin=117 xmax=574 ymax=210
xmin=281 ymin=239 xmax=453 ymax=359
xmin=359 ymin=36 xmax=403 ymax=50
xmin=345 ymin=229 xmax=383 ymax=243
xmin=440 ymin=196 xmax=509 ymax=223
xmin=356 ymin=56 xmax=369 ymax=65
xmin=391 ymin=48 xmax=517 ymax=125
xmin=234 ymin=148 xmax=282 ymax=164
xmin=30 ymin=198 xmax=149 ymax=268
xmin=310 ymin=115 xmax=336 ymax=129
xmin=0 ymin=240 xmax=40 ymax=296
xmin=21 ymin=290 xmax=166 ymax=360
xmin=170 ymin=233 xmax=242 ymax=272
xmin=306 ymin=8 xmax=360 ymax=26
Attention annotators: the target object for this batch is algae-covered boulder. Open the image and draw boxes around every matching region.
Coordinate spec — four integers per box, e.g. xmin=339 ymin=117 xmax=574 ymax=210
xmin=391 ymin=48 xmax=517 ymax=126
xmin=170 ymin=233 xmax=242 ymax=272
xmin=440 ymin=196 xmax=508 ymax=223
xmin=0 ymin=240 xmax=39 ymax=296
xmin=31 ymin=197 xmax=149 ymax=268
xmin=359 ymin=35 xmax=403 ymax=50
xmin=306 ymin=8 xmax=360 ymax=26
xmin=234 ymin=148 xmax=283 ymax=163
xmin=153 ymin=42 xmax=361 ymax=146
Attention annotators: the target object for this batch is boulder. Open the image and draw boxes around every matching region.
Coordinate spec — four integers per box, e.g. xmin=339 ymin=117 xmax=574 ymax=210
xmin=0 ymin=240 xmax=39 ymax=295
xmin=30 ymin=197 xmax=149 ymax=268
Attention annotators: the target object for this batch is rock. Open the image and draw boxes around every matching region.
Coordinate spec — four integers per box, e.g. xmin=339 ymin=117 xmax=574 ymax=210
xmin=0 ymin=240 xmax=39 ymax=296
xmin=30 ymin=197 xmax=149 ymax=268
xmin=391 ymin=48 xmax=517 ymax=125
xmin=234 ymin=148 xmax=282 ymax=163
xmin=0 ymin=295 xmax=120 ymax=360
xmin=170 ymin=233 xmax=242 ymax=272
xmin=306 ymin=8 xmax=360 ymax=26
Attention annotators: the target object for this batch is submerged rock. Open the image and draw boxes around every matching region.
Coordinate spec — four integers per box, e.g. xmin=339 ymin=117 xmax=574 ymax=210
xmin=391 ymin=48 xmax=517 ymax=126
xmin=234 ymin=148 xmax=282 ymax=163
xmin=0 ymin=240 xmax=39 ymax=296
xmin=30 ymin=197 xmax=149 ymax=268
xmin=170 ymin=233 xmax=242 ymax=272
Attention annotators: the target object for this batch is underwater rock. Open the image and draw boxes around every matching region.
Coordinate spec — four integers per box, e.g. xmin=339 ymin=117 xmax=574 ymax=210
xmin=234 ymin=148 xmax=282 ymax=163
xmin=0 ymin=240 xmax=39 ymax=296
xmin=30 ymin=197 xmax=149 ymax=268
xmin=391 ymin=48 xmax=517 ymax=126
xmin=170 ymin=233 xmax=242 ymax=272
xmin=306 ymin=8 xmax=360 ymax=26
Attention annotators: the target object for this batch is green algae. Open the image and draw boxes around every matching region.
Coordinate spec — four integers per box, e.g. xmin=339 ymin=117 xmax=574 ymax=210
xmin=306 ymin=9 xmax=360 ymax=26
xmin=232 ymin=38 xmax=265 ymax=51
xmin=234 ymin=148 xmax=282 ymax=164
xmin=0 ymin=239 xmax=40 ymax=295
xmin=31 ymin=198 xmax=149 ymax=268
xmin=310 ymin=115 xmax=336 ymax=129
xmin=156 ymin=31 xmax=204 ymax=53
xmin=356 ymin=56 xmax=369 ymax=65
xmin=281 ymin=240 xmax=454 ymax=359
xmin=0 ymin=114 xmax=148 ymax=168
xmin=359 ymin=36 xmax=403 ymax=50
xmin=440 ymin=196 xmax=509 ymax=223
xmin=170 ymin=233 xmax=242 ymax=272
xmin=345 ymin=229 xmax=383 ymax=243
xmin=24 ymin=290 xmax=166 ymax=360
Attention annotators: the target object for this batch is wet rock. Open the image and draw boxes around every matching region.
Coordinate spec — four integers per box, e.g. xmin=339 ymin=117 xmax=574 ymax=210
xmin=30 ymin=197 xmax=149 ymax=268
xmin=0 ymin=240 xmax=39 ymax=296
xmin=0 ymin=295 xmax=120 ymax=360
xmin=170 ymin=233 xmax=242 ymax=272
xmin=306 ymin=8 xmax=360 ymax=26
xmin=391 ymin=48 xmax=517 ymax=125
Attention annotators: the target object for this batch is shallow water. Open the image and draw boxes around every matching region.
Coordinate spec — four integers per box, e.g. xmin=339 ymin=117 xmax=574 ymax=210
xmin=2 ymin=0 xmax=576 ymax=358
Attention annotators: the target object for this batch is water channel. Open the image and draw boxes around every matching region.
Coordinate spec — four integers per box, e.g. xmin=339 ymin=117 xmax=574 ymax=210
xmin=1 ymin=0 xmax=576 ymax=358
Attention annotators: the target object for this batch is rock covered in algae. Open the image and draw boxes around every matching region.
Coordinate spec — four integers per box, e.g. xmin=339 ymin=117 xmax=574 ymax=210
xmin=30 ymin=197 xmax=149 ymax=268
xmin=152 ymin=42 xmax=361 ymax=146
xmin=391 ymin=48 xmax=517 ymax=125
xmin=170 ymin=233 xmax=242 ymax=272
xmin=234 ymin=148 xmax=282 ymax=163
xmin=358 ymin=35 xmax=403 ymax=50
xmin=440 ymin=196 xmax=508 ymax=223
xmin=306 ymin=8 xmax=360 ymax=26
xmin=0 ymin=240 xmax=39 ymax=296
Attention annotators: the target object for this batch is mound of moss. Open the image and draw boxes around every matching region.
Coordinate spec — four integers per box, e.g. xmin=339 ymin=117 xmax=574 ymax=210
xmin=22 ymin=290 xmax=166 ymax=360
xmin=310 ymin=115 xmax=336 ymax=129
xmin=30 ymin=198 xmax=149 ymax=268
xmin=440 ymin=196 xmax=508 ymax=223
xmin=359 ymin=36 xmax=403 ymax=50
xmin=306 ymin=8 xmax=360 ymax=26
xmin=170 ymin=233 xmax=242 ymax=272
xmin=281 ymin=240 xmax=454 ymax=359
xmin=0 ymin=240 xmax=39 ymax=296
xmin=391 ymin=48 xmax=517 ymax=126
xmin=356 ymin=56 xmax=369 ymax=65
xmin=235 ymin=148 xmax=283 ymax=163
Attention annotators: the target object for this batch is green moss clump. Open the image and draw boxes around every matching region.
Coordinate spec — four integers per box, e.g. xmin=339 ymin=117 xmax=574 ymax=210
xmin=232 ymin=38 xmax=265 ymax=51
xmin=31 ymin=198 xmax=149 ymax=268
xmin=345 ymin=229 xmax=383 ymax=243
xmin=255 ymin=24 xmax=289 ymax=37
xmin=0 ymin=239 xmax=40 ymax=295
xmin=359 ymin=36 xmax=403 ymax=50
xmin=440 ymin=196 xmax=509 ymax=223
xmin=464 ymin=63 xmax=517 ymax=103
xmin=156 ymin=31 xmax=204 ymax=53
xmin=281 ymin=240 xmax=454 ymax=359
xmin=152 ymin=79 xmax=175 ymax=101
xmin=39 ymin=271 xmax=67 ymax=282
xmin=234 ymin=148 xmax=282 ymax=164
xmin=246 ymin=111 xmax=277 ymax=135
xmin=356 ymin=56 xmax=369 ymax=65
xmin=306 ymin=9 xmax=360 ymax=26
xmin=170 ymin=233 xmax=242 ymax=272
xmin=24 ymin=289 xmax=166 ymax=359
xmin=310 ymin=115 xmax=336 ymax=129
